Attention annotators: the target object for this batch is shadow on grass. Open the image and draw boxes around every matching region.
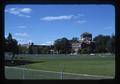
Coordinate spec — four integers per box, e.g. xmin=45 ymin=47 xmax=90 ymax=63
xmin=5 ymin=60 xmax=46 ymax=66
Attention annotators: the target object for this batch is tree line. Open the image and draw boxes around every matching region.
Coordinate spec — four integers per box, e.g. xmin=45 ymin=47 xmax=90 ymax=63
xmin=5 ymin=33 xmax=115 ymax=56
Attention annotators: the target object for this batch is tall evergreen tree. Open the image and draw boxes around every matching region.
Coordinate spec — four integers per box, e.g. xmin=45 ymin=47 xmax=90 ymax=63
xmin=5 ymin=33 xmax=18 ymax=62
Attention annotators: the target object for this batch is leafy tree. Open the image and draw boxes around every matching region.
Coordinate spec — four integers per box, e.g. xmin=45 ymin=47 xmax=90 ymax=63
xmin=5 ymin=33 xmax=18 ymax=54
xmin=111 ymin=34 xmax=115 ymax=53
xmin=93 ymin=35 xmax=110 ymax=53
xmin=90 ymin=42 xmax=96 ymax=53
xmin=54 ymin=37 xmax=72 ymax=54
xmin=42 ymin=46 xmax=50 ymax=54
xmin=77 ymin=49 xmax=81 ymax=54
xmin=28 ymin=42 xmax=34 ymax=54
xmin=18 ymin=44 xmax=29 ymax=54
xmin=106 ymin=34 xmax=115 ymax=53
xmin=80 ymin=46 xmax=92 ymax=54
xmin=37 ymin=47 xmax=42 ymax=54
xmin=71 ymin=37 xmax=79 ymax=42
xmin=54 ymin=38 xmax=61 ymax=53
xmin=80 ymin=48 xmax=89 ymax=54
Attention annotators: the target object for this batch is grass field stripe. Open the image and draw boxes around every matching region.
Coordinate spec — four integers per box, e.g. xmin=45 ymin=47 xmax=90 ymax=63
xmin=5 ymin=66 xmax=113 ymax=78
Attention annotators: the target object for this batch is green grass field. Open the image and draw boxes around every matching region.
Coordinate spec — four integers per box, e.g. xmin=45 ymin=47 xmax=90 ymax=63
xmin=5 ymin=54 xmax=115 ymax=79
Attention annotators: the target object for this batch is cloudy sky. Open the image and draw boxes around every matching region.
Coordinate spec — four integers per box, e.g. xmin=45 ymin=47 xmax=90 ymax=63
xmin=5 ymin=5 xmax=115 ymax=45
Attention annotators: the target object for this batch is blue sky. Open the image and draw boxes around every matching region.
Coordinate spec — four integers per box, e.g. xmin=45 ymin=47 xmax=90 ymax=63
xmin=5 ymin=5 xmax=115 ymax=45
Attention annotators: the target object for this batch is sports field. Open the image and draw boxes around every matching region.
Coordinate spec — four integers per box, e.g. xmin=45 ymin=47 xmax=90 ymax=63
xmin=5 ymin=54 xmax=115 ymax=79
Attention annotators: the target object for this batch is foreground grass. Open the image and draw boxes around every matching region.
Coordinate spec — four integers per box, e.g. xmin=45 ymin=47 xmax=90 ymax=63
xmin=13 ymin=54 xmax=115 ymax=76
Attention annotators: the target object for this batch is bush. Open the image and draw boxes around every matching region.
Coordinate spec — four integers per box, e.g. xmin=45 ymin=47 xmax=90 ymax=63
xmin=80 ymin=47 xmax=91 ymax=54
xmin=77 ymin=49 xmax=81 ymax=54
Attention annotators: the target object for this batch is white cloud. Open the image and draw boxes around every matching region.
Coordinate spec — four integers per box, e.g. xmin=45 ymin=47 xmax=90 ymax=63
xmin=73 ymin=14 xmax=85 ymax=19
xmin=40 ymin=15 xmax=73 ymax=21
xmin=25 ymin=15 xmax=31 ymax=18
xmin=28 ymin=40 xmax=32 ymax=43
xmin=18 ymin=41 xmax=27 ymax=44
xmin=5 ymin=9 xmax=8 ymax=12
xmin=9 ymin=8 xmax=20 ymax=15
xmin=20 ymin=8 xmax=32 ymax=13
xmin=46 ymin=41 xmax=53 ymax=45
xmin=5 ymin=8 xmax=32 ymax=18
xmin=104 ymin=26 xmax=113 ymax=30
xmin=76 ymin=20 xmax=87 ymax=24
xmin=77 ymin=14 xmax=85 ymax=17
xmin=18 ymin=14 xmax=25 ymax=17
xmin=40 ymin=13 xmax=85 ymax=21
xmin=18 ymin=14 xmax=31 ymax=18
xmin=41 ymin=43 xmax=46 ymax=45
xmin=46 ymin=42 xmax=51 ymax=44
xmin=16 ymin=38 xmax=24 ymax=41
xmin=5 ymin=34 xmax=8 ymax=38
xmin=41 ymin=41 xmax=53 ymax=45
xmin=17 ymin=26 xmax=26 ymax=29
xmin=14 ymin=33 xmax=29 ymax=37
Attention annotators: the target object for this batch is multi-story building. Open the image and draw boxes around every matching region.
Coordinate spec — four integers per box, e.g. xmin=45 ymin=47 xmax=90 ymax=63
xmin=71 ymin=32 xmax=94 ymax=54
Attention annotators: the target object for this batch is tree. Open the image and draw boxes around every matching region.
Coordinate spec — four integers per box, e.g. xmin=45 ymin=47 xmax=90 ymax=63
xmin=80 ymin=48 xmax=90 ymax=54
xmin=106 ymin=34 xmax=115 ymax=53
xmin=93 ymin=35 xmax=110 ymax=53
xmin=111 ymin=34 xmax=115 ymax=53
xmin=18 ymin=44 xmax=29 ymax=54
xmin=90 ymin=42 xmax=96 ymax=53
xmin=54 ymin=37 xmax=72 ymax=54
xmin=80 ymin=41 xmax=95 ymax=54
xmin=77 ymin=49 xmax=81 ymax=54
xmin=54 ymin=38 xmax=61 ymax=53
xmin=37 ymin=47 xmax=41 ymax=54
xmin=42 ymin=46 xmax=50 ymax=54
xmin=71 ymin=37 xmax=79 ymax=42
xmin=5 ymin=33 xmax=18 ymax=62
xmin=28 ymin=42 xmax=34 ymax=54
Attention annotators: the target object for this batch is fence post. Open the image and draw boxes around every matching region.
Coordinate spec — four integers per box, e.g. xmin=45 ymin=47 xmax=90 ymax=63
xmin=60 ymin=65 xmax=64 ymax=80
xmin=23 ymin=66 xmax=25 ymax=79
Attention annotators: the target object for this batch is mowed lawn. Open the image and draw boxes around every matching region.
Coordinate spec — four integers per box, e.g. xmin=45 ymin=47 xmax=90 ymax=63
xmin=13 ymin=54 xmax=115 ymax=75
xmin=5 ymin=54 xmax=115 ymax=79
